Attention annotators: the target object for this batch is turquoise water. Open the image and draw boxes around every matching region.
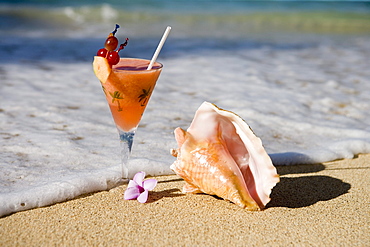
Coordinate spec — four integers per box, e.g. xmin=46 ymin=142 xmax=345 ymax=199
xmin=0 ymin=0 xmax=369 ymax=63
xmin=1 ymin=0 xmax=369 ymax=38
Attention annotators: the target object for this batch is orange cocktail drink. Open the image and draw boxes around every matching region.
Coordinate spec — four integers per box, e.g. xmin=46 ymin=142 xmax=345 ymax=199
xmin=93 ymin=56 xmax=163 ymax=179
xmin=102 ymin=58 xmax=163 ymax=132
xmin=93 ymin=24 xmax=170 ymax=179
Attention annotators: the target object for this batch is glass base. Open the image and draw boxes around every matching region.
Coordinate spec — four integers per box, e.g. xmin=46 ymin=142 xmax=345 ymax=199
xmin=118 ymin=129 xmax=136 ymax=179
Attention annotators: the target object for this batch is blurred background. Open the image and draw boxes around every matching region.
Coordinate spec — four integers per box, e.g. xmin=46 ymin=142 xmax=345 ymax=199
xmin=0 ymin=0 xmax=369 ymax=63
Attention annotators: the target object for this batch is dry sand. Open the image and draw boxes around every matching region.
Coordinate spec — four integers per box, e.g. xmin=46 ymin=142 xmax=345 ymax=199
xmin=1 ymin=154 xmax=369 ymax=246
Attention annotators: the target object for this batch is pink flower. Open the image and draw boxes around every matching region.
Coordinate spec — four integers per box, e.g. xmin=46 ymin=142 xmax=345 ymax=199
xmin=124 ymin=171 xmax=157 ymax=203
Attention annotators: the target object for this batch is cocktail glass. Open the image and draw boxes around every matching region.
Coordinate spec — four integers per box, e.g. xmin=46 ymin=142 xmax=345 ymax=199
xmin=95 ymin=57 xmax=163 ymax=179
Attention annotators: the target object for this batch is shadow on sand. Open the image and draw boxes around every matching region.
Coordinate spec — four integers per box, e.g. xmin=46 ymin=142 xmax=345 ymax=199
xmin=267 ymin=175 xmax=351 ymax=208
xmin=147 ymin=188 xmax=183 ymax=203
xmin=266 ymin=152 xmax=351 ymax=208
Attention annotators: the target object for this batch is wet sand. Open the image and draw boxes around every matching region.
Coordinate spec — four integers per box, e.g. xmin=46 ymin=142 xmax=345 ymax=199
xmin=1 ymin=154 xmax=369 ymax=246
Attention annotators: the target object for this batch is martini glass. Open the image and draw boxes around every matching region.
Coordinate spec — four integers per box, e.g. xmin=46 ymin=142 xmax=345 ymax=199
xmin=98 ymin=58 xmax=163 ymax=179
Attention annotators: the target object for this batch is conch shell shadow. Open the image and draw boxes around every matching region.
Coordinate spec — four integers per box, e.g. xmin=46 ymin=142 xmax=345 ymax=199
xmin=270 ymin=152 xmax=326 ymax=175
xmin=268 ymin=153 xmax=350 ymax=208
xmin=267 ymin=175 xmax=351 ymax=208
xmin=275 ymin=164 xmax=326 ymax=176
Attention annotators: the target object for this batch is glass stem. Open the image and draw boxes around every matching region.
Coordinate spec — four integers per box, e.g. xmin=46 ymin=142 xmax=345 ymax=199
xmin=118 ymin=129 xmax=135 ymax=179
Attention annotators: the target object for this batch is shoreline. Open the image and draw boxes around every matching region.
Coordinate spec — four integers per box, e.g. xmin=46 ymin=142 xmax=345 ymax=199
xmin=1 ymin=154 xmax=369 ymax=246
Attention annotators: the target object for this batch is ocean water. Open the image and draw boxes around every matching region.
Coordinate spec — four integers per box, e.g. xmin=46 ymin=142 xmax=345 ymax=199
xmin=1 ymin=0 xmax=370 ymax=216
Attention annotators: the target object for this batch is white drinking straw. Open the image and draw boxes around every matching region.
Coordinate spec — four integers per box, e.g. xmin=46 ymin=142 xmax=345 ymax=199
xmin=147 ymin=26 xmax=171 ymax=70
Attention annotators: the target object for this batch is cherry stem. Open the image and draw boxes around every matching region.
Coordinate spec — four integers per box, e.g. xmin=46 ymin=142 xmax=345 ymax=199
xmin=112 ymin=24 xmax=120 ymax=36
xmin=118 ymin=38 xmax=129 ymax=52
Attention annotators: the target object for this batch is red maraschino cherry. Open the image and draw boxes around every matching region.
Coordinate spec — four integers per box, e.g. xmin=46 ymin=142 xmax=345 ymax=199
xmin=96 ymin=24 xmax=129 ymax=66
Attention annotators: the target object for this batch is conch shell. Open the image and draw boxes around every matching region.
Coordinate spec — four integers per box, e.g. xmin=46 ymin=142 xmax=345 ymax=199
xmin=170 ymin=102 xmax=279 ymax=210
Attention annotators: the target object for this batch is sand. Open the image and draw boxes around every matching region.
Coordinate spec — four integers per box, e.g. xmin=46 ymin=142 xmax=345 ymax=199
xmin=1 ymin=154 xmax=369 ymax=246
